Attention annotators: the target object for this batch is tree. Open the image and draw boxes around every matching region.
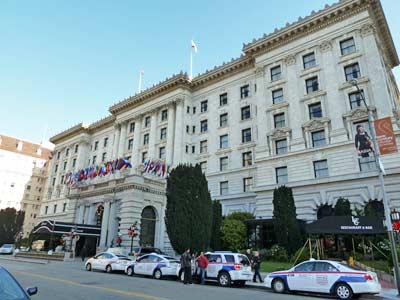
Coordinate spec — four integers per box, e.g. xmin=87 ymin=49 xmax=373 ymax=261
xmin=272 ymin=186 xmax=302 ymax=255
xmin=334 ymin=197 xmax=352 ymax=216
xmin=0 ymin=208 xmax=25 ymax=245
xmin=210 ymin=201 xmax=222 ymax=250
xmin=226 ymin=211 xmax=254 ymax=223
xmin=221 ymin=219 xmax=247 ymax=251
xmin=165 ymin=164 xmax=213 ymax=254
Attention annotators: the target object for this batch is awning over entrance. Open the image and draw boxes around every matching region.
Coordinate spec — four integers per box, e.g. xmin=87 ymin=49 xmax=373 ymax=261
xmin=33 ymin=220 xmax=101 ymax=237
xmin=306 ymin=216 xmax=386 ymax=235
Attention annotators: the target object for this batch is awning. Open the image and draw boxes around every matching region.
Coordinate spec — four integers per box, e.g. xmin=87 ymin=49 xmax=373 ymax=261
xmin=33 ymin=220 xmax=101 ymax=237
xmin=306 ymin=216 xmax=386 ymax=235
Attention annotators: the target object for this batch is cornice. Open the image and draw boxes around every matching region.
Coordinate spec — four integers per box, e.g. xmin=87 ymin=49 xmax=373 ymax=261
xmin=50 ymin=123 xmax=89 ymax=144
xmin=88 ymin=115 xmax=116 ymax=133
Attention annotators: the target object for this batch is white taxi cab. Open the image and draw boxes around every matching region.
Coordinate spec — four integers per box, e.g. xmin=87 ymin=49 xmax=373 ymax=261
xmin=265 ymin=259 xmax=381 ymax=300
xmin=85 ymin=252 xmax=132 ymax=273
xmin=125 ymin=253 xmax=180 ymax=279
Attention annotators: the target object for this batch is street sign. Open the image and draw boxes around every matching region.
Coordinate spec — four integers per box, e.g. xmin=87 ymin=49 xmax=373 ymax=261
xmin=374 ymin=117 xmax=398 ymax=155
xmin=74 ymin=235 xmax=80 ymax=241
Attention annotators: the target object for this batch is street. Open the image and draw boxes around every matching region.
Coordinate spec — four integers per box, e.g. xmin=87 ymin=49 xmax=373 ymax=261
xmin=0 ymin=258 xmax=385 ymax=300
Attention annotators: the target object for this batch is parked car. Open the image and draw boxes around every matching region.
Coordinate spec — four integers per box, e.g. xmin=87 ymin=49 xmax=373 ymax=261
xmin=265 ymin=259 xmax=381 ymax=300
xmin=125 ymin=253 xmax=180 ymax=279
xmin=177 ymin=251 xmax=253 ymax=287
xmin=0 ymin=244 xmax=14 ymax=254
xmin=131 ymin=247 xmax=164 ymax=257
xmin=85 ymin=252 xmax=132 ymax=273
xmin=0 ymin=266 xmax=38 ymax=299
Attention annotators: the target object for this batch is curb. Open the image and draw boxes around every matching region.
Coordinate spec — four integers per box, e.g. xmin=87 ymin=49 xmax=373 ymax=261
xmin=0 ymin=256 xmax=48 ymax=265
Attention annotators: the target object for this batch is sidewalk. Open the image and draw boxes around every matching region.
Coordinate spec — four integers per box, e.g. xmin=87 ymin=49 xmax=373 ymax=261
xmin=0 ymin=255 xmax=48 ymax=265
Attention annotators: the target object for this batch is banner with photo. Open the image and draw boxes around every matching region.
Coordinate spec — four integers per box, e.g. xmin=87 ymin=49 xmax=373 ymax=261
xmin=353 ymin=121 xmax=374 ymax=157
xmin=374 ymin=117 xmax=398 ymax=155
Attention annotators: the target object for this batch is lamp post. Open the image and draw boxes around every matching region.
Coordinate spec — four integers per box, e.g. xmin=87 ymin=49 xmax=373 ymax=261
xmin=349 ymin=79 xmax=400 ymax=294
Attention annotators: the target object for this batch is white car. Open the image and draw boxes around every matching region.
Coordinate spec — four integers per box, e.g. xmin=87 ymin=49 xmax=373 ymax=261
xmin=265 ymin=259 xmax=381 ymax=300
xmin=85 ymin=252 xmax=132 ymax=273
xmin=0 ymin=244 xmax=14 ymax=254
xmin=125 ymin=253 xmax=180 ymax=279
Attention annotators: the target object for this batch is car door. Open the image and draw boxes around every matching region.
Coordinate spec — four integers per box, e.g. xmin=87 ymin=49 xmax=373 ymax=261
xmin=101 ymin=253 xmax=115 ymax=270
xmin=313 ymin=262 xmax=339 ymax=293
xmin=144 ymin=255 xmax=160 ymax=275
xmin=287 ymin=261 xmax=315 ymax=292
xmin=206 ymin=254 xmax=222 ymax=279
xmin=135 ymin=255 xmax=149 ymax=275
xmin=92 ymin=253 xmax=104 ymax=270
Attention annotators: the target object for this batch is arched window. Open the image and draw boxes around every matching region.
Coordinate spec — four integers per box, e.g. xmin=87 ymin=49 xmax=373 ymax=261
xmin=140 ymin=206 xmax=157 ymax=247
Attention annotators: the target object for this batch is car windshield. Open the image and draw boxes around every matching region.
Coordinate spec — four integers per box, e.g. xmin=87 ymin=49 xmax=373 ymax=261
xmin=0 ymin=268 xmax=29 ymax=300
xmin=238 ymin=255 xmax=250 ymax=266
xmin=2 ymin=244 xmax=12 ymax=248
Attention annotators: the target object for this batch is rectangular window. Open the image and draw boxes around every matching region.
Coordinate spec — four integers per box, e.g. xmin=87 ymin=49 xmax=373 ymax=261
xmin=53 ymin=204 xmax=57 ymax=214
xmin=242 ymin=151 xmax=252 ymax=167
xmin=200 ymin=140 xmax=208 ymax=154
xmin=309 ymin=102 xmax=323 ymax=119
xmin=306 ymin=76 xmax=319 ymax=94
xmin=303 ymin=52 xmax=316 ymax=69
xmin=161 ymin=110 xmax=168 ymax=121
xmin=159 ymin=147 xmax=166 ymax=159
xmin=54 ymin=164 xmax=58 ymax=173
xmin=63 ymin=161 xmax=67 ymax=170
xmin=344 ymin=63 xmax=361 ymax=82
xmin=92 ymin=156 xmax=96 ymax=165
xmin=220 ymin=134 xmax=229 ymax=149
xmin=220 ymin=93 xmax=228 ymax=106
xmin=242 ymin=128 xmax=252 ymax=143
xmin=276 ymin=167 xmax=288 ymax=184
xmin=201 ymin=100 xmax=208 ymax=113
xmin=74 ymin=144 xmax=79 ymax=153
xmin=349 ymin=91 xmax=365 ymax=109
xmin=61 ymin=175 xmax=64 ymax=184
xmin=240 ymin=84 xmax=250 ymax=99
xmin=243 ymin=177 xmax=253 ymax=192
xmin=52 ymin=177 xmax=56 ymax=186
xmin=220 ymin=156 xmax=228 ymax=171
xmin=186 ymin=125 xmax=189 ymax=133
xmin=63 ymin=203 xmax=67 ymax=212
xmin=312 ymin=130 xmax=326 ymax=147
xmin=185 ymin=145 xmax=189 ymax=153
xmin=103 ymin=137 xmax=108 ymax=147
xmin=187 ymin=106 xmax=190 ymax=113
xmin=145 ymin=116 xmax=151 ymax=127
xmin=340 ymin=37 xmax=356 ymax=55
xmin=220 ymin=113 xmax=228 ymax=127
xmin=57 ymin=152 xmax=60 ymax=160
xmin=45 ymin=206 xmax=48 ymax=214
xmin=129 ymin=122 xmax=135 ymax=133
xmin=160 ymin=128 xmax=167 ymax=140
xmin=94 ymin=141 xmax=98 ymax=150
xmin=359 ymin=156 xmax=376 ymax=172
xmin=128 ymin=138 xmax=134 ymax=150
xmin=275 ymin=139 xmax=288 ymax=154
xmin=66 ymin=148 xmax=70 ymax=156
xmin=270 ymin=65 xmax=282 ymax=81
xmin=142 ymin=152 xmax=148 ymax=163
xmin=274 ymin=113 xmax=285 ymax=128
xmin=220 ymin=181 xmax=229 ymax=195
xmin=272 ymin=89 xmax=284 ymax=104
xmin=72 ymin=159 xmax=76 ymax=168
xmin=200 ymin=161 xmax=207 ymax=173
xmin=200 ymin=120 xmax=208 ymax=133
xmin=193 ymin=107 xmax=196 ymax=114
xmin=192 ymin=126 xmax=195 ymax=133
xmin=314 ymin=160 xmax=329 ymax=178
xmin=192 ymin=145 xmax=195 ymax=154
xmin=102 ymin=152 xmax=107 ymax=162
xmin=241 ymin=106 xmax=251 ymax=120
xmin=143 ymin=134 xmax=149 ymax=145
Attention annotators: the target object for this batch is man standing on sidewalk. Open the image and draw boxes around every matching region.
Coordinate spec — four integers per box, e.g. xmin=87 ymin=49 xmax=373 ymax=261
xmin=196 ymin=252 xmax=209 ymax=285
xmin=181 ymin=248 xmax=192 ymax=284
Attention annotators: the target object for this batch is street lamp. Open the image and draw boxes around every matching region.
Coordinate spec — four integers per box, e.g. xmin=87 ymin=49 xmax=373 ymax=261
xmin=349 ymin=79 xmax=400 ymax=294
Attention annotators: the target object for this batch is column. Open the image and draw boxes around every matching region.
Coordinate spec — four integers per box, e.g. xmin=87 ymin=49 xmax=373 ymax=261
xmin=99 ymin=202 xmax=111 ymax=247
xmin=77 ymin=140 xmax=90 ymax=169
xmin=132 ymin=116 xmax=142 ymax=167
xmin=173 ymin=99 xmax=184 ymax=165
xmin=76 ymin=205 xmax=85 ymax=224
xmin=87 ymin=205 xmax=95 ymax=225
xmin=166 ymin=104 xmax=176 ymax=165
xmin=111 ymin=124 xmax=121 ymax=159
xmin=107 ymin=202 xmax=117 ymax=245
xmin=254 ymin=67 xmax=270 ymax=158
xmin=117 ymin=122 xmax=128 ymax=158
xmin=148 ymin=111 xmax=158 ymax=159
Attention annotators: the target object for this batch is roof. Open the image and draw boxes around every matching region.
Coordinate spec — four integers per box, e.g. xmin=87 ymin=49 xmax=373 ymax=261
xmin=0 ymin=134 xmax=53 ymax=160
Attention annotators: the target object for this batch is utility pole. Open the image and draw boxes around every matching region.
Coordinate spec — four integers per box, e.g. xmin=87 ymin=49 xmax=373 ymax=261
xmin=350 ymin=79 xmax=400 ymax=294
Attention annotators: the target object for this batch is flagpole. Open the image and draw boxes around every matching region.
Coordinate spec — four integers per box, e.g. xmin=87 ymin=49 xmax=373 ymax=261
xmin=138 ymin=70 xmax=143 ymax=93
xmin=189 ymin=48 xmax=193 ymax=81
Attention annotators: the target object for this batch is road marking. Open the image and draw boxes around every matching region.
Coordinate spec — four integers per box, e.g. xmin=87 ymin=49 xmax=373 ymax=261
xmin=14 ymin=271 xmax=170 ymax=300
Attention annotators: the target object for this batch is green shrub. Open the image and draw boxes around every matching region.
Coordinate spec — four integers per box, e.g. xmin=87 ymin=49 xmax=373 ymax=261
xmin=221 ymin=219 xmax=247 ymax=251
xmin=270 ymin=244 xmax=288 ymax=262
xmin=258 ymin=248 xmax=271 ymax=261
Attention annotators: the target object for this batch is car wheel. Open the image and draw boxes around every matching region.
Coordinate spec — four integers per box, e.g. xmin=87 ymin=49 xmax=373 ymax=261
xmin=105 ymin=265 xmax=112 ymax=273
xmin=218 ymin=272 xmax=231 ymax=287
xmin=335 ymin=283 xmax=353 ymax=300
xmin=272 ymin=278 xmax=286 ymax=293
xmin=127 ymin=266 xmax=134 ymax=276
xmin=153 ymin=269 xmax=162 ymax=280
xmin=86 ymin=263 xmax=92 ymax=271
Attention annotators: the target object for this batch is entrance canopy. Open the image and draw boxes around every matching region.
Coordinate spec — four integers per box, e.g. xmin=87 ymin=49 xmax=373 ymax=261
xmin=306 ymin=216 xmax=386 ymax=235
xmin=33 ymin=220 xmax=101 ymax=237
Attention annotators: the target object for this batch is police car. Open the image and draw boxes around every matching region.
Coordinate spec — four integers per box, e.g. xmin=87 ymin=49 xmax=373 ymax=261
xmin=85 ymin=252 xmax=132 ymax=273
xmin=125 ymin=253 xmax=180 ymax=279
xmin=178 ymin=251 xmax=253 ymax=287
xmin=265 ymin=259 xmax=381 ymax=300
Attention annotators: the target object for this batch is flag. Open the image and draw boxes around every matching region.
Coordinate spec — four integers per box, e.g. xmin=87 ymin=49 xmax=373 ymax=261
xmin=191 ymin=40 xmax=198 ymax=53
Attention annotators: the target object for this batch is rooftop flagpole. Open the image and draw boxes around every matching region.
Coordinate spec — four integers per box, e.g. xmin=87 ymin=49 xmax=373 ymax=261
xmin=138 ymin=69 xmax=144 ymax=93
xmin=189 ymin=40 xmax=197 ymax=81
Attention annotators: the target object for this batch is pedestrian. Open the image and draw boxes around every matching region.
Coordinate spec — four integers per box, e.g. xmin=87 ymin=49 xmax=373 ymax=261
xmin=196 ymin=252 xmax=209 ymax=285
xmin=180 ymin=248 xmax=192 ymax=284
xmin=81 ymin=244 xmax=87 ymax=262
xmin=252 ymin=251 xmax=263 ymax=283
xmin=245 ymin=248 xmax=253 ymax=265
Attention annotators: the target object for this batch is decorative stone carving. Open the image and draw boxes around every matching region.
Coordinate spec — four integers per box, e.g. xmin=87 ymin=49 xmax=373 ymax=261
xmin=342 ymin=107 xmax=368 ymax=121
xmin=360 ymin=23 xmax=375 ymax=37
xmin=319 ymin=40 xmax=332 ymax=53
xmin=269 ymin=127 xmax=291 ymax=139
xmin=255 ymin=66 xmax=265 ymax=78
xmin=284 ymin=55 xmax=296 ymax=66
xmin=302 ymin=117 xmax=330 ymax=131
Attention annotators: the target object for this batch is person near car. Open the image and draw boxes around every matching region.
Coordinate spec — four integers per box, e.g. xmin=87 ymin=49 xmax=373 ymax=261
xmin=181 ymin=248 xmax=192 ymax=284
xmin=81 ymin=244 xmax=87 ymax=262
xmin=252 ymin=251 xmax=263 ymax=283
xmin=245 ymin=249 xmax=253 ymax=265
xmin=196 ymin=252 xmax=209 ymax=284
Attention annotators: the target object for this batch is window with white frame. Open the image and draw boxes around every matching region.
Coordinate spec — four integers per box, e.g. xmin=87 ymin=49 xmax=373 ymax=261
xmin=200 ymin=120 xmax=208 ymax=132
xmin=240 ymin=85 xmax=250 ymax=99
xmin=242 ymin=151 xmax=252 ymax=167
xmin=159 ymin=147 xmax=166 ymax=160
xmin=243 ymin=177 xmax=253 ymax=192
xmin=314 ymin=160 xmax=329 ymax=178
xmin=201 ymin=100 xmax=208 ymax=113
xmin=309 ymin=102 xmax=323 ymax=119
xmin=306 ymin=76 xmax=319 ymax=94
xmin=142 ymin=151 xmax=148 ymax=163
xmin=128 ymin=138 xmax=133 ymax=150
xmin=349 ymin=90 xmax=365 ymax=109
xmin=200 ymin=161 xmax=207 ymax=173
xmin=220 ymin=113 xmax=228 ymax=127
xmin=311 ymin=130 xmax=326 ymax=147
xmin=200 ymin=140 xmax=208 ymax=153
xmin=272 ymin=88 xmax=283 ymax=104
xmin=160 ymin=127 xmax=167 ymax=140
xmin=359 ymin=156 xmax=376 ymax=172
xmin=344 ymin=63 xmax=361 ymax=82
xmin=103 ymin=137 xmax=108 ymax=147
xmin=270 ymin=65 xmax=282 ymax=81
xmin=220 ymin=156 xmax=228 ymax=171
xmin=161 ymin=110 xmax=168 ymax=121
xmin=241 ymin=106 xmax=251 ymax=120
xmin=340 ymin=37 xmax=356 ymax=56
xmin=220 ymin=93 xmax=228 ymax=106
xmin=220 ymin=181 xmax=229 ymax=195
xmin=242 ymin=128 xmax=252 ymax=143
xmin=102 ymin=152 xmax=107 ymax=162
xmin=275 ymin=139 xmax=288 ymax=154
xmin=144 ymin=116 xmax=151 ymax=127
xmin=220 ymin=134 xmax=229 ymax=149
xmin=129 ymin=122 xmax=135 ymax=133
xmin=276 ymin=167 xmax=288 ymax=184
xmin=143 ymin=134 xmax=149 ymax=145
xmin=303 ymin=52 xmax=316 ymax=69
xmin=74 ymin=144 xmax=79 ymax=153
xmin=274 ymin=113 xmax=285 ymax=128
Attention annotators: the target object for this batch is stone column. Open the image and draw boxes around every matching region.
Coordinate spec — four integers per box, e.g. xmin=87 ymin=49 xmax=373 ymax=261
xmin=111 ymin=124 xmax=121 ymax=159
xmin=133 ymin=116 xmax=142 ymax=167
xmin=76 ymin=205 xmax=85 ymax=224
xmin=148 ymin=111 xmax=158 ymax=159
xmin=166 ymin=104 xmax=176 ymax=165
xmin=117 ymin=122 xmax=128 ymax=158
xmin=77 ymin=139 xmax=90 ymax=169
xmin=99 ymin=202 xmax=111 ymax=247
xmin=87 ymin=205 xmax=95 ymax=225
xmin=107 ymin=201 xmax=117 ymax=245
xmin=173 ymin=99 xmax=184 ymax=165
xmin=254 ymin=67 xmax=270 ymax=158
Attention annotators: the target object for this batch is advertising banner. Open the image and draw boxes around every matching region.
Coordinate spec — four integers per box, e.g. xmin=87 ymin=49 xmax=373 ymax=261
xmin=374 ymin=117 xmax=398 ymax=155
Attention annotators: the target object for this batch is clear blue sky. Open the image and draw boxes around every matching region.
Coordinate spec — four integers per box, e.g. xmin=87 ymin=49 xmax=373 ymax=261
xmin=1 ymin=0 xmax=399 ymax=144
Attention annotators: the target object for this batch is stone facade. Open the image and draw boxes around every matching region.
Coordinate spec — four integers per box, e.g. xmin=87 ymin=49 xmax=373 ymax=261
xmin=38 ymin=0 xmax=400 ymax=251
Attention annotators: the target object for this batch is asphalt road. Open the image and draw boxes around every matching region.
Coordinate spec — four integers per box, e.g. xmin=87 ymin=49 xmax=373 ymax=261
xmin=0 ymin=258 xmax=383 ymax=300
